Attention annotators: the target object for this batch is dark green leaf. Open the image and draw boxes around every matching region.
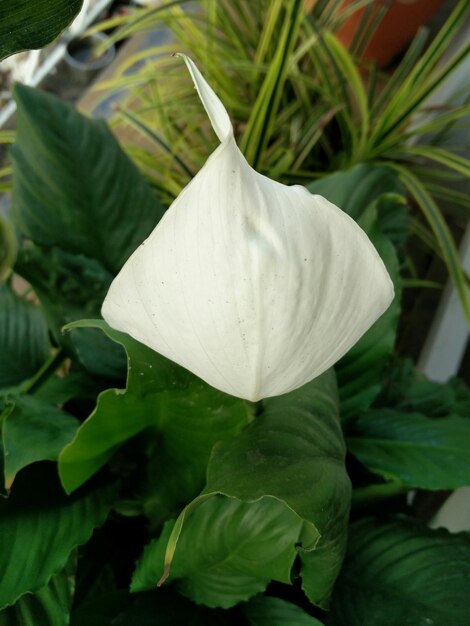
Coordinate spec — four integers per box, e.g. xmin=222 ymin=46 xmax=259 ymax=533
xmin=1 ymin=395 xmax=79 ymax=490
xmin=329 ymin=517 xmax=470 ymax=626
xmin=0 ymin=553 xmax=76 ymax=626
xmin=155 ymin=370 xmax=350 ymax=609
xmin=11 ymin=84 xmax=165 ymax=275
xmin=36 ymin=370 xmax=104 ymax=406
xmin=347 ymin=410 xmax=470 ymax=489
xmin=307 ymin=164 xmax=404 ymax=223
xmin=0 ymin=281 xmax=50 ymax=390
xmin=15 ymin=245 xmax=126 ymax=379
xmin=0 ymin=466 xmax=116 ymax=609
xmin=378 ymin=359 xmax=470 ymax=418
xmin=131 ymin=497 xmax=303 ymax=608
xmin=0 ymin=0 xmax=82 ymax=60
xmin=59 ymin=320 xmax=251 ymax=503
xmin=243 ymin=595 xmax=324 ymax=625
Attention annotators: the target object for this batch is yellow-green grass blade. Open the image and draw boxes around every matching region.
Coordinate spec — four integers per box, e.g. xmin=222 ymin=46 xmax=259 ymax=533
xmin=396 ymin=166 xmax=470 ymax=324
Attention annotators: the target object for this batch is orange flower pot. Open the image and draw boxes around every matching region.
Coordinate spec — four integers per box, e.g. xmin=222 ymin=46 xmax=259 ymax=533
xmin=336 ymin=0 xmax=445 ymax=67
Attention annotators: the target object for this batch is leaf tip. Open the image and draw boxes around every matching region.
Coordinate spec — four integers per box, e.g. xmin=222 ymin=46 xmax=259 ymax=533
xmin=157 ymin=563 xmax=171 ymax=587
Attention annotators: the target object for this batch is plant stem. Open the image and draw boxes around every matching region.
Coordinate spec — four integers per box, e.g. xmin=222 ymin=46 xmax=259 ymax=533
xmin=25 ymin=348 xmax=66 ymax=395
xmin=352 ymin=481 xmax=408 ymax=507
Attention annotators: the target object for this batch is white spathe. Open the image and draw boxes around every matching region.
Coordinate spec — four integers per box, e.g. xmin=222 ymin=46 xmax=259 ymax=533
xmin=102 ymin=55 xmax=394 ymax=401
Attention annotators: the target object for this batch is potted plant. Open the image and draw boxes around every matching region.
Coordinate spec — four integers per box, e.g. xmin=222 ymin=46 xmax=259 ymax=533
xmin=0 ymin=1 xmax=469 ymax=624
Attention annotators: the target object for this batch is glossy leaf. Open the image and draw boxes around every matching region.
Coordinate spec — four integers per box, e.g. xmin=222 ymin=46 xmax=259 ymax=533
xmin=329 ymin=517 xmax=470 ymax=626
xmin=11 ymin=84 xmax=165 ymax=377
xmin=0 ymin=553 xmax=76 ymax=626
xmin=59 ymin=320 xmax=251 ymax=498
xmin=131 ymin=497 xmax=303 ymax=608
xmin=158 ymin=370 xmax=350 ymax=609
xmin=0 ymin=0 xmax=82 ymax=60
xmin=347 ymin=410 xmax=470 ymax=489
xmin=1 ymin=395 xmax=79 ymax=490
xmin=11 ymin=84 xmax=164 ymax=276
xmin=0 ymin=466 xmax=116 ymax=610
xmin=0 ymin=281 xmax=50 ymax=390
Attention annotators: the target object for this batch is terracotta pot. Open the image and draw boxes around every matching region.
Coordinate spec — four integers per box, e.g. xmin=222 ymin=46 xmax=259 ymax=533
xmin=335 ymin=0 xmax=445 ymax=67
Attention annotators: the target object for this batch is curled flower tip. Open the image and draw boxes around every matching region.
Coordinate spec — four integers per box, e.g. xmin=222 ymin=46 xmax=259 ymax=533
xmin=102 ymin=56 xmax=394 ymax=401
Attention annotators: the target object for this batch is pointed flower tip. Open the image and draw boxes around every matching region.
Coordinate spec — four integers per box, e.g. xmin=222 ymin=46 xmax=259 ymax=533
xmin=175 ymin=52 xmax=233 ymax=143
xmin=102 ymin=58 xmax=395 ymax=401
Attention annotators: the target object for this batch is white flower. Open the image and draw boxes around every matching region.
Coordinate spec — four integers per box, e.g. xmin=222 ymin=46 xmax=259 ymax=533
xmin=102 ymin=55 xmax=394 ymax=401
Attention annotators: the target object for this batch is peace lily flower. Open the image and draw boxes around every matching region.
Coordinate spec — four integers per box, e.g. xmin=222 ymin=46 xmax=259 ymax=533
xmin=102 ymin=55 xmax=394 ymax=401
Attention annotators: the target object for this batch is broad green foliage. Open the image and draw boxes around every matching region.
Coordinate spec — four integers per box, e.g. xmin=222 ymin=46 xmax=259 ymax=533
xmin=132 ymin=498 xmax=303 ymax=608
xmin=59 ymin=320 xmax=252 ymax=499
xmin=15 ymin=245 xmax=126 ymax=379
xmin=150 ymin=370 xmax=350 ymax=609
xmin=0 ymin=281 xmax=50 ymax=390
xmin=0 ymin=0 xmax=82 ymax=60
xmin=348 ymin=410 xmax=470 ymax=489
xmin=11 ymin=85 xmax=165 ymax=378
xmin=11 ymin=85 xmax=164 ymax=275
xmin=1 ymin=394 xmax=79 ymax=490
xmin=379 ymin=358 xmax=470 ymax=417
xmin=0 ymin=466 xmax=116 ymax=609
xmin=0 ymin=554 xmax=76 ymax=626
xmin=329 ymin=518 xmax=470 ymax=626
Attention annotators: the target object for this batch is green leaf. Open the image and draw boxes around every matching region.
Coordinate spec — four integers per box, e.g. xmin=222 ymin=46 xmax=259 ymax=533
xmin=0 ymin=466 xmax=116 ymax=610
xmin=1 ymin=395 xmax=79 ymax=490
xmin=131 ymin=497 xmax=303 ymax=608
xmin=243 ymin=596 xmax=324 ymax=625
xmin=329 ymin=517 xmax=470 ymax=626
xmin=0 ymin=0 xmax=82 ymax=61
xmin=347 ymin=410 xmax=470 ymax=490
xmin=307 ymin=164 xmax=403 ymax=223
xmin=15 ymin=245 xmax=126 ymax=379
xmin=11 ymin=84 xmax=165 ymax=276
xmin=240 ymin=0 xmax=303 ymax=168
xmin=0 ymin=281 xmax=50 ymax=390
xmin=158 ymin=370 xmax=350 ymax=609
xmin=59 ymin=320 xmax=251 ymax=500
xmin=378 ymin=359 xmax=470 ymax=418
xmin=36 ymin=370 xmax=104 ymax=406
xmin=0 ymin=553 xmax=76 ymax=626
